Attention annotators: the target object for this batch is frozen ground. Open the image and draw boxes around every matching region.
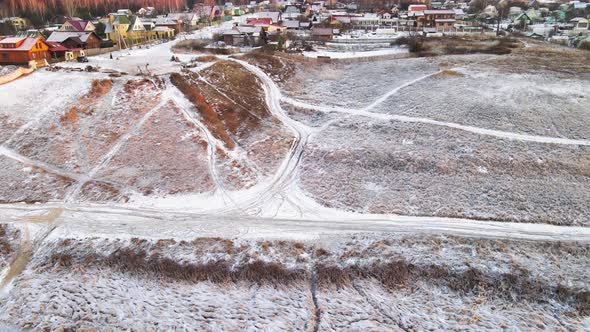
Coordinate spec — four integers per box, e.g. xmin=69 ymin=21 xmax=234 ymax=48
xmin=0 ymin=231 xmax=588 ymax=330
xmin=373 ymin=66 xmax=590 ymax=139
xmin=0 ymin=35 xmax=589 ymax=329
xmin=281 ymin=56 xmax=444 ymax=109
xmin=302 ymin=46 xmax=408 ymax=59
xmin=299 ymin=117 xmax=590 ymax=225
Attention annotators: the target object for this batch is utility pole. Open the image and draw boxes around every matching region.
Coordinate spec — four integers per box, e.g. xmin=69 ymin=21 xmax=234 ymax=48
xmin=496 ymin=0 xmax=508 ymax=36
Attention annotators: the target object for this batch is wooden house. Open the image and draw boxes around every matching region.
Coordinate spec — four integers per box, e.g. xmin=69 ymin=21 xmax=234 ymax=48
xmin=0 ymin=37 xmax=50 ymax=66
xmin=46 ymin=31 xmax=102 ymax=49
xmin=59 ymin=20 xmax=96 ymax=32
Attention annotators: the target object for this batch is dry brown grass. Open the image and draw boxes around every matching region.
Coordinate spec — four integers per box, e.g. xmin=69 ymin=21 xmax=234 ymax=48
xmin=88 ymin=79 xmax=113 ymax=98
xmin=170 ymin=72 xmax=236 ymax=149
xmin=191 ymin=55 xmax=218 ymax=62
xmin=41 ymin=237 xmax=590 ymax=315
xmin=234 ymin=52 xmax=297 ymax=82
xmin=101 ymin=248 xmax=305 ymax=285
xmin=436 ymin=69 xmax=464 ymax=77
xmin=60 ymin=108 xmax=79 ymax=125
xmin=489 ymin=45 xmax=590 ymax=76
xmin=0 ymin=224 xmax=13 ymax=255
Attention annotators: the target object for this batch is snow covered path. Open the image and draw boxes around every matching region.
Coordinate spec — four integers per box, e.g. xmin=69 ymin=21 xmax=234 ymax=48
xmin=0 ymin=146 xmax=88 ymax=182
xmin=1 ymin=203 xmax=589 ymax=243
xmin=282 ymin=97 xmax=590 ymax=146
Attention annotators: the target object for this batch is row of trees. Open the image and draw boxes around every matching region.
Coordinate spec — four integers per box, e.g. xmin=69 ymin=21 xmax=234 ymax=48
xmin=0 ymin=0 xmax=186 ymax=27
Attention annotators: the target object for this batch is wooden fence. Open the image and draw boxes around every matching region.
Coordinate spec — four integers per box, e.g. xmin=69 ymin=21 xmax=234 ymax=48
xmin=277 ymin=51 xmax=413 ymax=64
xmin=85 ymin=46 xmax=119 ymax=57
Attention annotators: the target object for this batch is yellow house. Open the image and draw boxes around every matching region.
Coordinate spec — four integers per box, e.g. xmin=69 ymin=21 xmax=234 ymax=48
xmin=105 ymin=14 xmax=131 ymax=42
xmin=9 ymin=17 xmax=28 ymax=31
xmin=153 ymin=27 xmax=175 ymax=39
xmin=106 ymin=14 xmax=151 ymax=46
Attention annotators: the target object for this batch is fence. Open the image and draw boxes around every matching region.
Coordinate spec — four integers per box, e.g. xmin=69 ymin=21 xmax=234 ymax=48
xmin=85 ymin=46 xmax=119 ymax=57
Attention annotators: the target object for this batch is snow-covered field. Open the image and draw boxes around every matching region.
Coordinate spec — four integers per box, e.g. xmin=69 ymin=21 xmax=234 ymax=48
xmin=0 ymin=232 xmax=588 ymax=330
xmin=0 ymin=29 xmax=589 ymax=329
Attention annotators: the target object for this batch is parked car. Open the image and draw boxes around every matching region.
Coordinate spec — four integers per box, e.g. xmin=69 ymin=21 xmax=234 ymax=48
xmin=77 ymin=56 xmax=89 ymax=63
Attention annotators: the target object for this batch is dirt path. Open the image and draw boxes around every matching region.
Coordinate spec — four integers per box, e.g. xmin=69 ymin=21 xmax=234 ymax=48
xmin=0 ymin=208 xmax=62 ymax=294
xmin=1 ymin=204 xmax=588 ymax=243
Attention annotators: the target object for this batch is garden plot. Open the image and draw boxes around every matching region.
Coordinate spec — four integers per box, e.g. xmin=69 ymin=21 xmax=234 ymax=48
xmin=0 ymin=237 xmax=314 ymax=331
xmin=94 ymin=101 xmax=215 ymax=198
xmin=318 ymin=280 xmax=588 ymax=331
xmin=281 ymin=57 xmax=440 ymax=109
xmin=300 ymin=118 xmax=590 ymax=225
xmin=372 ymin=67 xmax=590 ymax=139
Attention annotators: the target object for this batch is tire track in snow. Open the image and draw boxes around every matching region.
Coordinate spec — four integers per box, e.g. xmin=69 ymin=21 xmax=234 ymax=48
xmin=2 ymin=202 xmax=590 ymax=242
xmin=166 ymin=82 xmax=241 ymax=212
xmin=0 ymin=146 xmax=88 ymax=182
xmin=228 ymin=59 xmax=312 ymax=216
xmin=282 ymin=97 xmax=590 ymax=146
xmin=281 ymin=56 xmax=590 ymax=146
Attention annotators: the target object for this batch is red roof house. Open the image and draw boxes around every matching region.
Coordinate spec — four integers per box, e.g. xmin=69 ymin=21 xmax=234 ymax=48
xmin=246 ymin=18 xmax=273 ymax=26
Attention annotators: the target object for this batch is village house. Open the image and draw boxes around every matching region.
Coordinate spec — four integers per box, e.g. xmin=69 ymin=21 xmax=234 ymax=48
xmin=246 ymin=17 xmax=273 ymax=27
xmin=46 ymin=31 xmax=102 ymax=49
xmin=153 ymin=26 xmax=175 ymax=39
xmin=283 ymin=5 xmax=302 ymax=19
xmin=311 ymin=27 xmax=334 ymax=40
xmin=420 ymin=10 xmax=456 ymax=30
xmin=138 ymin=7 xmax=156 ymax=17
xmin=223 ymin=25 xmax=264 ymax=46
xmin=571 ymin=17 xmax=589 ymax=35
xmin=105 ymin=13 xmax=156 ymax=47
xmin=254 ymin=12 xmax=282 ymax=24
xmin=59 ymin=20 xmax=96 ymax=32
xmin=46 ymin=41 xmax=85 ymax=61
xmin=7 ymin=17 xmax=28 ymax=31
xmin=193 ymin=4 xmax=223 ymax=23
xmin=0 ymin=37 xmax=50 ymax=66
xmin=16 ymin=30 xmax=46 ymax=39
xmin=155 ymin=17 xmax=183 ymax=34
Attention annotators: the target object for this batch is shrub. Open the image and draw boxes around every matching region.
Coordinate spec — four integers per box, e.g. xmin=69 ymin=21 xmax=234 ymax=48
xmin=391 ymin=36 xmax=409 ymax=46
xmin=579 ymin=40 xmax=590 ymax=51
xmin=173 ymin=39 xmax=208 ymax=51
xmin=407 ymin=37 xmax=426 ymax=53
